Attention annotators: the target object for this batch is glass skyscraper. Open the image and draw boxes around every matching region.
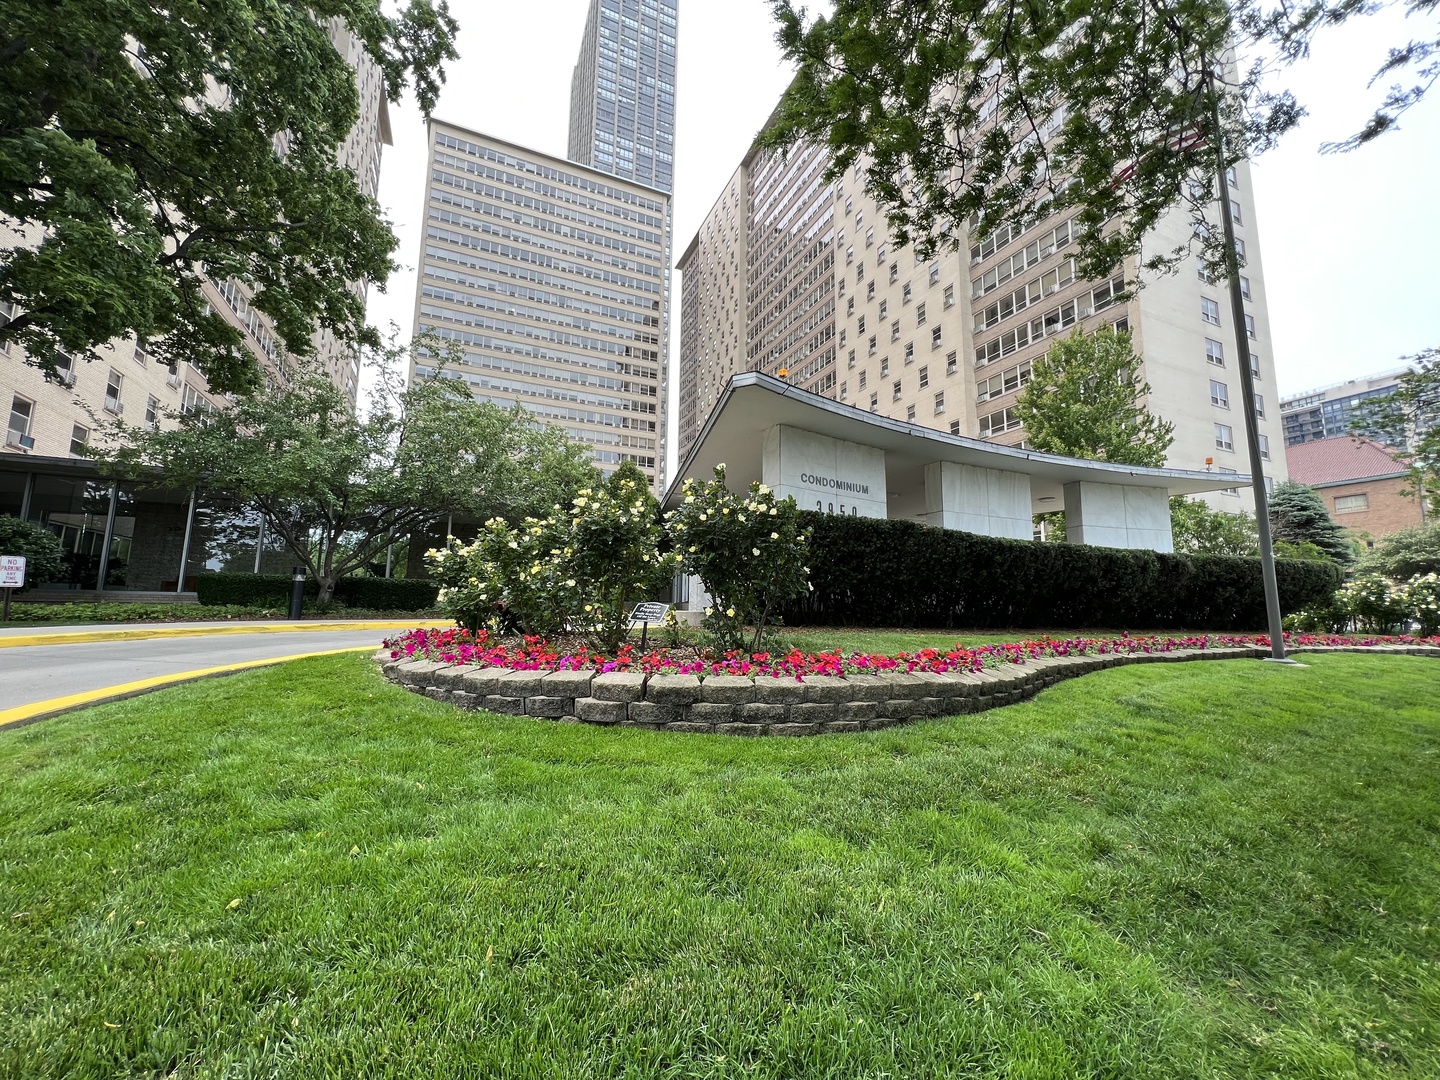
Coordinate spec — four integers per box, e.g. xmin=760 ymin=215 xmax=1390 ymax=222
xmin=568 ymin=0 xmax=677 ymax=194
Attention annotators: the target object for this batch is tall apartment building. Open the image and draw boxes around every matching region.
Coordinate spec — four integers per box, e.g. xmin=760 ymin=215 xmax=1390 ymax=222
xmin=1280 ymin=368 xmax=1409 ymax=447
xmin=678 ymin=136 xmax=1289 ymax=509
xmin=408 ymin=120 xmax=669 ymax=490
xmin=3 ymin=24 xmax=390 ymax=465
xmin=567 ymin=0 xmax=678 ymax=194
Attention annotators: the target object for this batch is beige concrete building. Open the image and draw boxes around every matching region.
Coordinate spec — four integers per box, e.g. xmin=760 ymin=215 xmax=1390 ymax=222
xmin=408 ymin=120 xmax=670 ymax=490
xmin=677 ymin=137 xmax=1289 ymax=512
xmin=2 ymin=23 xmax=391 ymax=468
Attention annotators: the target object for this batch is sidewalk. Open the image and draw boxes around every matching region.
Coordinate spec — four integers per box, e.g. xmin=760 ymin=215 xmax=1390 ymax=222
xmin=0 ymin=618 xmax=445 ymax=649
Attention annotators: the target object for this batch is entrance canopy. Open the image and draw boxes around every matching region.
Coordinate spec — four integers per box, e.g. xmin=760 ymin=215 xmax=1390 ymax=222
xmin=665 ymin=372 xmax=1250 ymax=553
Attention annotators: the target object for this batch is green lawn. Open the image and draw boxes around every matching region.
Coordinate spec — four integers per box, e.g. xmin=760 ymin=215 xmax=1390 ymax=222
xmin=1 ymin=653 xmax=1437 ymax=1078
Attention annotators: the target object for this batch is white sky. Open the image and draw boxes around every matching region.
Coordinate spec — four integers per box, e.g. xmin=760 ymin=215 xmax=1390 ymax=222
xmin=366 ymin=0 xmax=1440 ymax=465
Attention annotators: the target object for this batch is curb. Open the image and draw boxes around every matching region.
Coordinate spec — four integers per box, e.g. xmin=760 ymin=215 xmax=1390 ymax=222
xmin=0 ymin=620 xmax=449 ymax=650
xmin=0 ymin=646 xmax=380 ymax=730
xmin=376 ymin=644 xmax=1440 ymax=736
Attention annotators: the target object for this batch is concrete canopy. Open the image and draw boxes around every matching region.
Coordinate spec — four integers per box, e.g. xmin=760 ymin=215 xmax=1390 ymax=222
xmin=664 ymin=372 xmax=1250 ymax=523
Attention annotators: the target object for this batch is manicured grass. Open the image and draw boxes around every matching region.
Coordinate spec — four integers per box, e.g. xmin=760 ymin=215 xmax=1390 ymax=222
xmin=1 ymin=653 xmax=1437 ymax=1078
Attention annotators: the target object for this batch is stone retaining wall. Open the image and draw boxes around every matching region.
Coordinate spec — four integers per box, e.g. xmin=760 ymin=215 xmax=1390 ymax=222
xmin=375 ymin=644 xmax=1439 ymax=736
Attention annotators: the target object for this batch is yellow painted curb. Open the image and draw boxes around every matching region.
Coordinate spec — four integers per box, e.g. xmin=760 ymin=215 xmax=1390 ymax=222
xmin=0 ymin=646 xmax=380 ymax=729
xmin=0 ymin=620 xmax=449 ymax=649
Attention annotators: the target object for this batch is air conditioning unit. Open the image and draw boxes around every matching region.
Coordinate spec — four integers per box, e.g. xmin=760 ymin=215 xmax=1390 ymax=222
xmin=62 ymin=371 xmax=77 ymax=387
xmin=16 ymin=434 xmax=35 ymax=450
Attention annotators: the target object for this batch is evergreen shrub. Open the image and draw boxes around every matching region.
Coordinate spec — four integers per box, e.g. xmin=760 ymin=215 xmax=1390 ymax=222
xmin=778 ymin=512 xmax=1340 ymax=631
xmin=195 ymin=573 xmax=437 ymax=611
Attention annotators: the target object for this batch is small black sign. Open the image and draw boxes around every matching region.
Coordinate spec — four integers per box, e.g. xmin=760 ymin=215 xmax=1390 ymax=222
xmin=628 ymin=602 xmax=671 ymax=625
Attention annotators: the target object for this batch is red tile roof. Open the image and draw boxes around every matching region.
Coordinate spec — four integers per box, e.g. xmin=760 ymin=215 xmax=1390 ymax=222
xmin=1286 ymin=436 xmax=1409 ymax=486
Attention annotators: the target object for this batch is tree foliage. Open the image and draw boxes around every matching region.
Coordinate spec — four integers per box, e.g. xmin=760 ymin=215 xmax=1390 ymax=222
xmin=1268 ymin=480 xmax=1356 ymax=566
xmin=1355 ymin=520 xmax=1440 ymax=580
xmin=1349 ymin=347 xmax=1440 ymax=518
xmin=761 ymin=0 xmax=1431 ymax=284
xmin=0 ymin=515 xmax=66 ymax=589
xmin=101 ymin=336 xmax=599 ymax=602
xmin=1169 ymin=498 xmax=1260 ymax=557
xmin=0 ymin=0 xmax=458 ymax=390
xmin=1013 ymin=328 xmax=1175 ymax=467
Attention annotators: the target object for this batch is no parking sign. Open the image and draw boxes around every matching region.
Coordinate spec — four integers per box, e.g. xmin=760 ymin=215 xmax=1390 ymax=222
xmin=0 ymin=556 xmax=24 ymax=589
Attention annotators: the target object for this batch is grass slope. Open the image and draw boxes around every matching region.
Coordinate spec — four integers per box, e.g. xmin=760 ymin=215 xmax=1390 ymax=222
xmin=0 ymin=654 xmax=1437 ymax=1078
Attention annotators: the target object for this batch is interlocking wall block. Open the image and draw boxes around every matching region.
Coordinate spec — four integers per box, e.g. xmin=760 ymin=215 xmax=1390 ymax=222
xmin=494 ymin=670 xmax=547 ymax=698
xmin=525 ymin=696 xmax=569 ymax=718
xmin=541 ymin=669 xmax=595 ymax=698
xmin=576 ymin=698 xmax=628 ymax=724
xmin=689 ymin=702 xmax=737 ymax=724
xmin=394 ymin=660 xmax=448 ymax=685
xmin=887 ymin=673 xmax=930 ymax=700
xmin=665 ymin=722 xmax=715 ymax=735
xmin=771 ymin=723 xmax=819 ymax=736
xmin=737 ymin=702 xmax=788 ymax=724
xmin=791 ymin=702 xmax=838 ymax=723
xmin=457 ymin=667 xmax=514 ymax=698
xmin=592 ymin=672 xmax=647 ymax=702
xmin=800 ymin=676 xmax=851 ymax=703
xmin=484 ymin=695 xmax=525 ymax=714
xmin=754 ymin=678 xmax=805 ymax=705
xmin=433 ymin=664 xmax=481 ymax=690
xmin=838 ymin=701 xmax=878 ymax=723
xmin=840 ymin=674 xmax=891 ymax=702
xmin=629 ymin=701 xmax=684 ymax=724
xmin=715 ymin=723 xmax=766 ymax=737
xmin=699 ymin=675 xmax=757 ymax=704
xmin=646 ymin=674 xmax=703 ymax=706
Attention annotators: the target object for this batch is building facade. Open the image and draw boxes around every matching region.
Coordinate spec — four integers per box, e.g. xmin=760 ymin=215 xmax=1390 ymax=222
xmin=409 ymin=120 xmax=670 ymax=490
xmin=1280 ymin=368 xmax=1408 ymax=447
xmin=567 ymin=0 xmax=678 ymax=194
xmin=676 ymin=133 xmax=1289 ymax=510
xmin=1286 ymin=435 xmax=1424 ymax=540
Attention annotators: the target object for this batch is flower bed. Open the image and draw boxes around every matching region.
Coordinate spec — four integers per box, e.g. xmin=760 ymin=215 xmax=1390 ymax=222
xmin=384 ymin=626 xmax=1440 ymax=680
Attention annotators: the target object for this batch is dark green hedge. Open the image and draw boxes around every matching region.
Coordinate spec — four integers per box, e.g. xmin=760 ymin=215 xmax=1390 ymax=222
xmin=778 ymin=512 xmax=1341 ymax=631
xmin=195 ymin=573 xmax=438 ymax=612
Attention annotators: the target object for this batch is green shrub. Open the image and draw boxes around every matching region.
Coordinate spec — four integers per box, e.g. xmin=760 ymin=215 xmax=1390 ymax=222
xmin=1337 ymin=573 xmax=1409 ymax=634
xmin=1356 ymin=521 xmax=1440 ymax=581
xmin=194 ymin=572 xmax=436 ymax=612
xmin=0 ymin=515 xmax=66 ymax=590
xmin=778 ymin=512 xmax=1340 ymax=631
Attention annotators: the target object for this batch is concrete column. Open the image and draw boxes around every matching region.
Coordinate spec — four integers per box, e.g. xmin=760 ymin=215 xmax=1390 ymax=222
xmin=1063 ymin=482 xmax=1174 ymax=552
xmin=921 ymin=461 xmax=1033 ymax=540
xmin=761 ymin=425 xmax=888 ymax=519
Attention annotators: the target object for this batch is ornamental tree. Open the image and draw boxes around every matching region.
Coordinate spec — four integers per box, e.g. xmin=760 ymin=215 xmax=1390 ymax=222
xmin=1268 ymin=480 xmax=1356 ymax=567
xmin=103 ymin=334 xmax=598 ymax=603
xmin=1349 ymin=347 xmax=1440 ymax=519
xmin=0 ymin=0 xmax=458 ymax=390
xmin=1014 ymin=328 xmax=1175 ymax=467
xmin=667 ymin=464 xmax=812 ymax=653
xmin=1169 ymin=498 xmax=1260 ymax=557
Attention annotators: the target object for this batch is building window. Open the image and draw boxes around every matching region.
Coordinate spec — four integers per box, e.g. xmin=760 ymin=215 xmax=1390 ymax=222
xmin=6 ymin=395 xmax=35 ymax=450
xmin=916 ymin=302 xmax=927 ymax=326
xmin=1249 ymin=353 xmax=1261 ymax=380
xmin=1258 ymin=433 xmax=1270 ymax=460
xmin=902 ymin=282 xmax=912 ymax=303
xmin=133 ymin=340 xmax=148 ymax=366
xmin=857 ymin=315 xmax=865 ymax=335
xmin=859 ymin=371 xmax=867 ymax=390
xmin=1240 ymin=276 xmax=1252 ymax=301
xmin=69 ymin=424 xmax=89 ymax=456
xmin=943 ymin=284 xmax=955 ymax=308
xmin=145 ymin=396 xmax=160 ymax=429
xmin=1229 ymin=199 xmax=1243 ymax=225
xmin=1197 ymin=257 xmax=1213 ymax=284
xmin=906 ymin=403 xmax=917 ymax=421
xmin=950 ymin=420 xmax=961 ymax=435
xmin=1214 ymin=422 xmax=1234 ymax=451
xmin=929 ymin=264 xmax=940 ymax=285
xmin=931 ymin=325 xmax=943 ymax=348
xmin=891 ymin=320 xmax=900 ymax=342
xmin=867 ymin=280 xmax=876 ymax=301
xmin=1334 ymin=494 xmax=1369 ymax=514
xmin=1226 ymin=165 xmax=1238 ymax=188
xmin=868 ymin=335 xmax=877 ymax=356
xmin=878 ymin=299 xmax=888 ymax=319
xmin=104 ymin=370 xmax=124 ymax=414
xmin=845 ymin=245 xmax=854 ymax=265
xmin=1254 ymin=393 xmax=1265 ymax=418
xmin=869 ymin=392 xmax=878 ymax=412
xmin=1210 ymin=380 xmax=1229 ymax=408
xmin=1205 ymin=338 xmax=1225 ymax=366
xmin=934 ymin=391 xmax=945 ymax=414
xmin=856 ymin=264 xmax=864 ymax=283
xmin=903 ymin=342 xmax=914 ymax=365
xmin=865 ymin=227 xmax=874 ymax=247
xmin=919 ymin=366 xmax=930 ymax=389
xmin=889 ymin=262 xmax=898 ymax=283
xmin=1201 ymin=297 xmax=1221 ymax=325
xmin=855 ymin=209 xmax=863 ymax=228
xmin=839 ymin=381 xmax=848 ymax=401
xmin=847 ymin=297 xmax=855 ymax=316
xmin=946 ymin=350 xmax=958 ymax=375
xmin=879 ymin=357 xmax=889 ymax=377
xmin=1234 ymin=238 xmax=1246 ymax=262
xmin=848 ymin=349 xmax=856 ymax=368
xmin=1244 ymin=313 xmax=1256 ymax=339
xmin=892 ymin=379 xmax=902 ymax=401
xmin=1219 ymin=466 xmax=1239 ymax=495
xmin=839 ymin=329 xmax=847 ymax=347
xmin=876 ymin=243 xmax=887 ymax=264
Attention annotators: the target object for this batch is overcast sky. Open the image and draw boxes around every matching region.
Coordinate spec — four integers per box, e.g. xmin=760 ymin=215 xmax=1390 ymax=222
xmin=366 ymin=0 xmax=1439 ymax=458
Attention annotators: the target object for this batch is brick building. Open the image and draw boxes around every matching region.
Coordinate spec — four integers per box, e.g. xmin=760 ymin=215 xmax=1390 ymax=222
xmin=1285 ymin=436 xmax=1424 ymax=541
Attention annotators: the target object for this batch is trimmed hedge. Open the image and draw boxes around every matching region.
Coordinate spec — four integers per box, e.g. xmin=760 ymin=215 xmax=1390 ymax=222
xmin=195 ymin=573 xmax=438 ymax=612
xmin=778 ymin=512 xmax=1341 ymax=632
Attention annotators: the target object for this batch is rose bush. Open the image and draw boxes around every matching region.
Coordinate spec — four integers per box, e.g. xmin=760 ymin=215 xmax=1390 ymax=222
xmin=666 ymin=463 xmax=811 ymax=652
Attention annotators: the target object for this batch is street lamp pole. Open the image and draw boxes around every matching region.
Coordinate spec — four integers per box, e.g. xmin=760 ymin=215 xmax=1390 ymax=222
xmin=1206 ymin=60 xmax=1288 ymax=660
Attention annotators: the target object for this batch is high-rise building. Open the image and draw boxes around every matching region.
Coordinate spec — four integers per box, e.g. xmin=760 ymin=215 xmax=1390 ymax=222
xmin=677 ymin=129 xmax=1289 ymax=509
xmin=2 ymin=23 xmax=390 ymax=467
xmin=409 ymin=119 xmax=669 ymax=490
xmin=1280 ymin=368 xmax=1409 ymax=447
xmin=568 ymin=0 xmax=678 ymax=194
